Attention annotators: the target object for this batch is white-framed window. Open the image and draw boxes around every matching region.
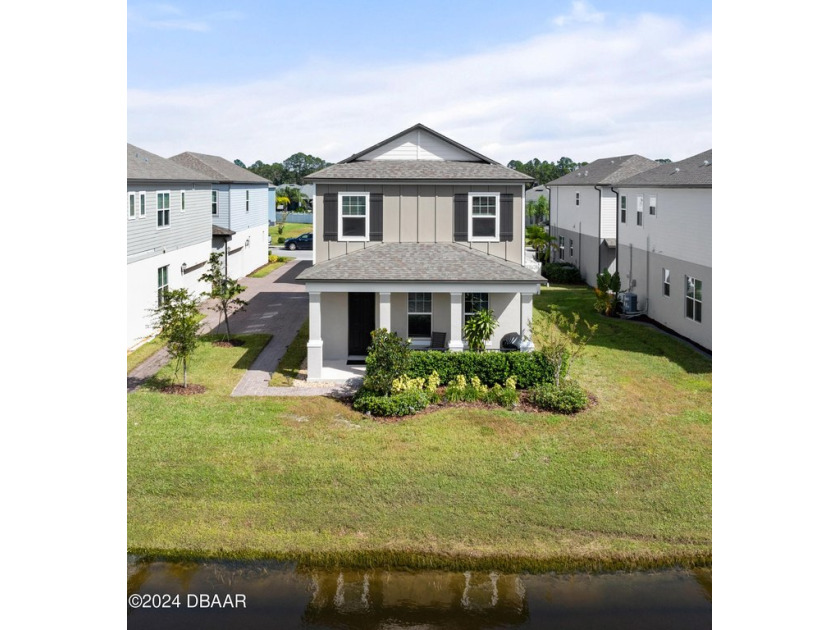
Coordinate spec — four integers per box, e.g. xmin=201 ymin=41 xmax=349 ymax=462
xmin=157 ymin=192 xmax=170 ymax=228
xmin=408 ymin=293 xmax=432 ymax=339
xmin=663 ymin=268 xmax=670 ymax=296
xmin=685 ymin=276 xmax=702 ymax=323
xmin=620 ymin=195 xmax=626 ymax=223
xmin=558 ymin=235 xmax=565 ymax=260
xmin=180 ymin=191 xmax=186 ymax=211
xmin=468 ymin=192 xmax=500 ymax=242
xmin=245 ymin=190 xmax=250 ymax=212
xmin=575 ymin=192 xmax=580 ymax=206
xmin=649 ymin=195 xmax=657 ymax=216
xmin=139 ymin=192 xmax=146 ymax=218
xmin=570 ymin=238 xmax=574 ymax=258
xmin=464 ymin=293 xmax=489 ymax=325
xmin=338 ymin=192 xmax=370 ymax=241
xmin=636 ymin=195 xmax=644 ymax=226
xmin=128 ymin=193 xmax=136 ymax=220
xmin=211 ymin=190 xmax=218 ymax=215
xmin=157 ymin=265 xmax=169 ymax=307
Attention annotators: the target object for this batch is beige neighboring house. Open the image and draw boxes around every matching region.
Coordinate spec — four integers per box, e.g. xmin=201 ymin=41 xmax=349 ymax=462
xmin=297 ymin=123 xmax=546 ymax=380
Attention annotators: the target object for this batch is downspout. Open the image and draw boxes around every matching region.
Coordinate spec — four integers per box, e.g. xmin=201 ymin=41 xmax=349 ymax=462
xmin=610 ymin=187 xmax=620 ymax=278
xmin=594 ymin=185 xmax=602 ymax=276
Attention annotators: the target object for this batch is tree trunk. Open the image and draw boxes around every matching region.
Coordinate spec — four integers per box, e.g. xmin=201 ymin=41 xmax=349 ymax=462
xmin=223 ymin=306 xmax=231 ymax=341
xmin=183 ymin=360 xmax=187 ymax=387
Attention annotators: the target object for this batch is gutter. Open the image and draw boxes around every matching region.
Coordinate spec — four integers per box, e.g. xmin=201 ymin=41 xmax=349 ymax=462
xmin=594 ymin=185 xmax=602 ymax=274
xmin=611 ymin=186 xmax=620 ymax=275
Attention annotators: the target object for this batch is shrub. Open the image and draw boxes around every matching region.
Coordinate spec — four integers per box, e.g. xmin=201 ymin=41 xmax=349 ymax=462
xmin=531 ymin=381 xmax=589 ymax=414
xmin=353 ymin=389 xmax=430 ymax=417
xmin=542 ymin=262 xmax=583 ymax=284
xmin=407 ymin=351 xmax=553 ymax=388
xmin=484 ymin=376 xmax=519 ymax=408
xmin=463 ymin=309 xmax=499 ymax=352
xmin=268 ymin=254 xmax=280 ymax=263
xmin=594 ymin=268 xmax=621 ymax=316
xmin=445 ymin=375 xmax=487 ymax=403
xmin=364 ymin=329 xmax=412 ymax=395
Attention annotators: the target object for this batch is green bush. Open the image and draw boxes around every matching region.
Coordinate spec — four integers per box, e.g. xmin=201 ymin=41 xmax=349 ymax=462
xmin=407 ymin=351 xmax=553 ymax=388
xmin=530 ymin=381 xmax=589 ymax=414
xmin=463 ymin=309 xmax=498 ymax=352
xmin=542 ymin=263 xmax=583 ymax=284
xmin=364 ymin=329 xmax=412 ymax=395
xmin=485 ymin=379 xmax=519 ymax=408
xmin=353 ymin=389 xmax=430 ymax=417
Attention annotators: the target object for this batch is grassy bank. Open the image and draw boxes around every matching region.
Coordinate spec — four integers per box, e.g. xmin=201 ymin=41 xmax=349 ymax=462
xmin=128 ymin=286 xmax=711 ymax=571
xmin=248 ymin=257 xmax=292 ymax=278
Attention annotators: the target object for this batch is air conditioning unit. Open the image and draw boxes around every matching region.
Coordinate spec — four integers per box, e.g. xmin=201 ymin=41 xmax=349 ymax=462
xmin=622 ymin=292 xmax=638 ymax=313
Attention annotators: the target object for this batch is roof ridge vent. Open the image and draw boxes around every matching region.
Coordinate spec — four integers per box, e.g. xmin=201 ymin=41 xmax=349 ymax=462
xmin=703 ymin=159 xmax=710 ymax=166
xmin=673 ymin=167 xmax=680 ymax=173
xmin=584 ymin=170 xmax=588 ymax=176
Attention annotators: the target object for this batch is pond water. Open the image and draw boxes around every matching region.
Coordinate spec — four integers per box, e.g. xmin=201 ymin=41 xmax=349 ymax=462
xmin=127 ymin=557 xmax=711 ymax=629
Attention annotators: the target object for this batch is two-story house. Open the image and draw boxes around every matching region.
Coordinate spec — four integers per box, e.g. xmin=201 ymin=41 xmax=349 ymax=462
xmin=127 ymin=144 xmax=214 ymax=349
xmin=615 ymin=149 xmax=712 ymax=351
xmin=296 ymin=123 xmax=546 ymax=380
xmin=169 ymin=152 xmax=270 ymax=280
xmin=546 ymin=155 xmax=657 ymax=285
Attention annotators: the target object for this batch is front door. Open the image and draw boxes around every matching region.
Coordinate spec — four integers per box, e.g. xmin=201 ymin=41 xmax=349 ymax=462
xmin=348 ymin=292 xmax=376 ymax=355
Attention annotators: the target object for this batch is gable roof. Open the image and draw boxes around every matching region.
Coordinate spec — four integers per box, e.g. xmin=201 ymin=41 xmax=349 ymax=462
xmin=340 ymin=123 xmax=497 ymax=164
xmin=169 ymin=151 xmax=270 ymax=185
xmin=616 ymin=150 xmax=712 ymax=188
xmin=127 ymin=144 xmax=213 ymax=182
xmin=297 ymin=242 xmax=545 ymax=284
xmin=546 ymin=155 xmax=658 ymax=187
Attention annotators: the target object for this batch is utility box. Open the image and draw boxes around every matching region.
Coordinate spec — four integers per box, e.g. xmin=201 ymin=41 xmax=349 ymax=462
xmin=622 ymin=292 xmax=638 ymax=313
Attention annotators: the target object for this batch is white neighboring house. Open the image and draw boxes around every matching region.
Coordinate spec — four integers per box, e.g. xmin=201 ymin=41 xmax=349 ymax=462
xmin=524 ymin=185 xmax=549 ymax=226
xmin=127 ymin=144 xmax=214 ymax=349
xmin=169 ymin=152 xmax=270 ymax=280
xmin=615 ymin=150 xmax=712 ymax=351
xmin=546 ymin=155 xmax=657 ymax=285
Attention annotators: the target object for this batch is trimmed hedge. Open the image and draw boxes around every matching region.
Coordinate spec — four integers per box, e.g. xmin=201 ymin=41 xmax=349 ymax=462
xmin=542 ymin=262 xmax=583 ymax=284
xmin=353 ymin=389 xmax=430 ymax=417
xmin=530 ymin=381 xmax=589 ymax=414
xmin=407 ymin=351 xmax=553 ymax=389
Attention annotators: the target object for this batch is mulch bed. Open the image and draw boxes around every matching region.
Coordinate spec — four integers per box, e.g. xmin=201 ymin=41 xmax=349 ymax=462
xmin=211 ymin=339 xmax=245 ymax=348
xmin=159 ymin=384 xmax=207 ymax=395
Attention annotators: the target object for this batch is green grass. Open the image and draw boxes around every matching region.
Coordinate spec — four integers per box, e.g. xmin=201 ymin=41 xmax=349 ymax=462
xmin=270 ymin=222 xmax=312 ymax=244
xmin=128 ymin=286 xmax=711 ymax=571
xmin=248 ymin=258 xmax=293 ymax=278
xmin=270 ymin=320 xmax=309 ymax=386
xmin=127 ymin=336 xmax=166 ymax=373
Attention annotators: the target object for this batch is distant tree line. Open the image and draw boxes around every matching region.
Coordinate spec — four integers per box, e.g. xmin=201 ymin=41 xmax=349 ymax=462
xmin=233 ymin=152 xmax=334 ymax=185
xmin=506 ymin=157 xmax=589 ymax=186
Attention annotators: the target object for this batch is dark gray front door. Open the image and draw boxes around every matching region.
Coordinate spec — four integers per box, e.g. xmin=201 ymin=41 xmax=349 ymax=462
xmin=348 ymin=292 xmax=375 ymax=355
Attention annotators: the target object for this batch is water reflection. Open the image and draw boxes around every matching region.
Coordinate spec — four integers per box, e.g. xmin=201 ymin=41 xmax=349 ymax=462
xmin=128 ymin=556 xmax=711 ymax=629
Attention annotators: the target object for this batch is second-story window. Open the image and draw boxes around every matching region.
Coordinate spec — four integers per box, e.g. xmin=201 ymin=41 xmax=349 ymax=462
xmin=212 ymin=190 xmax=218 ymax=215
xmin=246 ymin=190 xmax=250 ymax=212
xmin=570 ymin=238 xmax=574 ymax=258
xmin=649 ymin=195 xmax=657 ymax=216
xmin=575 ymin=192 xmax=580 ymax=206
xmin=663 ymin=268 xmax=670 ymax=296
xmin=620 ymin=195 xmax=626 ymax=223
xmin=139 ymin=192 xmax=146 ymax=218
xmin=157 ymin=192 xmax=170 ymax=228
xmin=558 ymin=236 xmax=565 ymax=260
xmin=636 ymin=195 xmax=644 ymax=226
xmin=468 ymin=193 xmax=500 ymax=241
xmin=128 ymin=193 xmax=136 ymax=219
xmin=181 ymin=191 xmax=186 ymax=211
xmin=339 ymin=192 xmax=369 ymax=241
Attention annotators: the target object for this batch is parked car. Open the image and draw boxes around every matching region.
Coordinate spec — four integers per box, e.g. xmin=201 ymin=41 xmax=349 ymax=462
xmin=284 ymin=232 xmax=313 ymax=250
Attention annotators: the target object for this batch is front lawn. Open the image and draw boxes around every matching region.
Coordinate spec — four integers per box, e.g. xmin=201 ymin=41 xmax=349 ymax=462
xmin=270 ymin=222 xmax=311 ymax=244
xmin=248 ymin=257 xmax=292 ymax=278
xmin=128 ymin=286 xmax=711 ymax=572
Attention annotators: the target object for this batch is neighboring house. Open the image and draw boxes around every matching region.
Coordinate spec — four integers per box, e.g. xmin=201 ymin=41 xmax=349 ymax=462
xmin=297 ymin=123 xmax=545 ymax=380
xmin=524 ymin=185 xmax=549 ymax=226
xmin=169 ymin=152 xmax=270 ymax=280
xmin=615 ymin=150 xmax=712 ymax=351
xmin=127 ymin=144 xmax=214 ymax=349
xmin=546 ymin=155 xmax=657 ymax=285
xmin=267 ymin=183 xmax=276 ymax=225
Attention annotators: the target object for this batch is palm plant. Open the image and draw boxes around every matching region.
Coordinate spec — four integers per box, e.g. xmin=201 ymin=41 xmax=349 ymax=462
xmin=525 ymin=225 xmax=557 ymax=264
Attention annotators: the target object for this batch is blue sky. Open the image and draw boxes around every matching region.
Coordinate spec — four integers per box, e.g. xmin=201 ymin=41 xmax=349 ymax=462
xmin=128 ymin=1 xmax=711 ymax=165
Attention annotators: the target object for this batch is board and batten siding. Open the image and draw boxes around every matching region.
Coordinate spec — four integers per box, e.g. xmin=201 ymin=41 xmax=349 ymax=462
xmin=127 ymin=182 xmax=213 ymax=261
xmin=314 ymin=184 xmax=523 ymax=264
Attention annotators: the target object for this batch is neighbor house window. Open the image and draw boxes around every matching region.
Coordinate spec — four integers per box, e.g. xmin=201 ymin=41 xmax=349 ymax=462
xmin=636 ymin=195 xmax=644 ymax=226
xmin=338 ymin=192 xmax=369 ymax=240
xmin=157 ymin=192 xmax=170 ymax=227
xmin=128 ymin=193 xmax=136 ymax=219
xmin=649 ymin=195 xmax=657 ymax=216
xmin=685 ymin=276 xmax=702 ymax=322
xmin=464 ymin=293 xmax=489 ymax=325
xmin=620 ymin=196 xmax=626 ymax=223
xmin=139 ymin=193 xmax=146 ymax=217
xmin=245 ymin=190 xmax=250 ymax=212
xmin=157 ymin=265 xmax=169 ymax=306
xmin=408 ymin=293 xmax=432 ymax=338
xmin=558 ymin=235 xmax=565 ymax=260
xmin=570 ymin=238 xmax=574 ymax=258
xmin=575 ymin=192 xmax=580 ymax=206
xmin=663 ymin=268 xmax=671 ymax=296
xmin=180 ymin=191 xmax=186 ymax=211
xmin=211 ymin=190 xmax=218 ymax=215
xmin=468 ymin=192 xmax=500 ymax=241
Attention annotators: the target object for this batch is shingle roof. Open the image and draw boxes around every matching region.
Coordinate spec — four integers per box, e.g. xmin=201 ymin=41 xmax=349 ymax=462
xmin=169 ymin=152 xmax=270 ymax=184
xmin=616 ymin=150 xmax=712 ymax=187
xmin=127 ymin=144 xmax=214 ymax=182
xmin=297 ymin=243 xmax=546 ymax=284
xmin=546 ymin=155 xmax=658 ymax=186
xmin=305 ymin=160 xmax=533 ymax=182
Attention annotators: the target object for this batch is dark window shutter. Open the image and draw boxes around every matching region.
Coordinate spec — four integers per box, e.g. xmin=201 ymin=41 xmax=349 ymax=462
xmin=454 ymin=193 xmax=468 ymax=241
xmin=369 ymin=193 xmax=383 ymax=241
xmin=500 ymin=193 xmax=514 ymax=241
xmin=323 ymin=192 xmax=338 ymax=241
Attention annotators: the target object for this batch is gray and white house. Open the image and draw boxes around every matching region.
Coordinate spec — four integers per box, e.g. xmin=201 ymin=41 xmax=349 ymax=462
xmin=169 ymin=151 xmax=270 ymax=281
xmin=297 ymin=123 xmax=546 ymax=380
xmin=546 ymin=155 xmax=657 ymax=285
xmin=615 ymin=150 xmax=712 ymax=351
xmin=127 ymin=144 xmax=214 ymax=349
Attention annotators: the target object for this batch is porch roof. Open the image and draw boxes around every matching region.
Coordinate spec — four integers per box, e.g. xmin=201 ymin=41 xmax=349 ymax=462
xmin=298 ymin=242 xmax=546 ymax=284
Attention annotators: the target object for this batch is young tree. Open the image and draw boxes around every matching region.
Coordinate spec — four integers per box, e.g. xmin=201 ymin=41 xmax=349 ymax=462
xmin=530 ymin=308 xmax=597 ymax=385
xmin=199 ymin=252 xmax=247 ymax=341
xmin=151 ymin=288 xmax=202 ymax=387
xmin=525 ymin=224 xmax=557 ymax=264
xmin=526 ymin=195 xmax=549 ymax=224
xmin=463 ymin=309 xmax=499 ymax=352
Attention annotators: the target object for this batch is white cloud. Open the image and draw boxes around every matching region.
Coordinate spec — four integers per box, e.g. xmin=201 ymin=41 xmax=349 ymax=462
xmin=128 ymin=4 xmax=243 ymax=32
xmin=128 ymin=10 xmax=711 ymax=164
xmin=553 ymin=1 xmax=605 ymax=27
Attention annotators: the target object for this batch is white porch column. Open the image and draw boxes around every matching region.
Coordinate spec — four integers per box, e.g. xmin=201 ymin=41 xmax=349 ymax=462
xmin=307 ymin=291 xmax=324 ymax=379
xmin=520 ymin=293 xmax=535 ymax=351
xmin=379 ymin=292 xmax=391 ymax=331
xmin=448 ymin=292 xmax=464 ymax=351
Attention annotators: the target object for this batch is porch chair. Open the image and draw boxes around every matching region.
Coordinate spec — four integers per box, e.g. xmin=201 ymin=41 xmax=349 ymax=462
xmin=428 ymin=331 xmax=447 ymax=351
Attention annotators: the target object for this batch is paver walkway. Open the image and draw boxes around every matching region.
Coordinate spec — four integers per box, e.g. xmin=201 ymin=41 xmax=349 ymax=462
xmin=127 ymin=259 xmax=360 ymax=396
